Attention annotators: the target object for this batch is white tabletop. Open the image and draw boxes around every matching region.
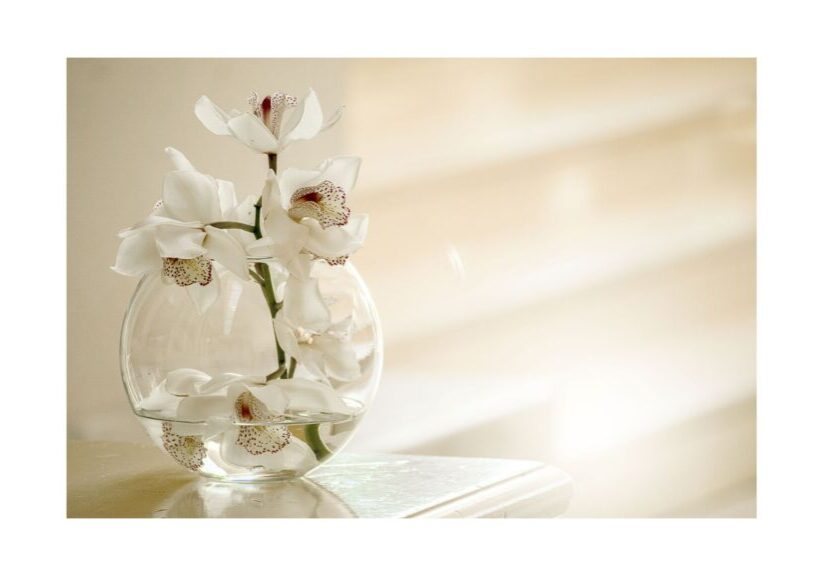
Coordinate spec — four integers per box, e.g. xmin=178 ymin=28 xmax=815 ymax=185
xmin=67 ymin=441 xmax=572 ymax=518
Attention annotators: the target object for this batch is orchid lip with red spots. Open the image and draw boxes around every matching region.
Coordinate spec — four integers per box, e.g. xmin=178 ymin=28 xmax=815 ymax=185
xmin=162 ymin=256 xmax=213 ymax=287
xmin=247 ymin=156 xmax=368 ymax=267
xmin=288 ymin=180 xmax=351 ymax=229
xmin=249 ymin=91 xmax=298 ymax=139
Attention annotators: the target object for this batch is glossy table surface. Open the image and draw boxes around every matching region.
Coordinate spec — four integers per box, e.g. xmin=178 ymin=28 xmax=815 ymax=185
xmin=67 ymin=441 xmax=572 ymax=518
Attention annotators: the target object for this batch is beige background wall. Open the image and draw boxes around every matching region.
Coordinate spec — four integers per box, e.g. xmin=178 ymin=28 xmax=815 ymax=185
xmin=68 ymin=59 xmax=756 ymax=516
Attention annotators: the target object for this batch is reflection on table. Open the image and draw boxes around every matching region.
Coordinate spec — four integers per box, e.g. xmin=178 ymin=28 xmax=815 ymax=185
xmin=68 ymin=441 xmax=572 ymax=518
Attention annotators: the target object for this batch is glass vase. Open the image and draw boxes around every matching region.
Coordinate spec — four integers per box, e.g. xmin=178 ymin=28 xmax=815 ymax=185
xmin=120 ymin=258 xmax=382 ymax=482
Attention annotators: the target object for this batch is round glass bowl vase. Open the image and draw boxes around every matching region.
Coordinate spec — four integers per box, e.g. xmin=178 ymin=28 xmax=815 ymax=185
xmin=120 ymin=259 xmax=382 ymax=482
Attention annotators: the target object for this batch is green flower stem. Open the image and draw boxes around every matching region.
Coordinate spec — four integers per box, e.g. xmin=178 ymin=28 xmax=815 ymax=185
xmin=304 ymin=423 xmax=331 ymax=460
xmin=249 ymin=269 xmax=265 ymax=285
xmin=255 ymin=152 xmax=331 ymax=461
xmin=254 ymin=262 xmax=286 ymax=370
xmin=250 ymin=158 xmax=286 ymax=369
xmin=254 ymin=262 xmax=279 ymax=313
xmin=265 ymin=365 xmax=286 ymax=381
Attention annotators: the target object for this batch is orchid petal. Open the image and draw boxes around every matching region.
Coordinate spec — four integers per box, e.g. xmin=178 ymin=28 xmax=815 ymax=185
xmin=247 ymin=384 xmax=289 ymax=415
xmin=295 ymin=346 xmax=327 ymax=381
xmin=280 ymin=89 xmax=324 ymax=146
xmin=313 ymin=335 xmax=361 ymax=381
xmin=202 ymin=416 xmax=233 ymax=441
xmin=162 ymin=170 xmax=221 ymax=223
xmin=216 ymin=179 xmax=238 ymax=218
xmin=220 ymin=430 xmax=317 ymax=470
xmin=278 ymin=167 xmax=322 ymax=203
xmin=316 ymin=156 xmax=361 ymax=194
xmin=118 ymin=215 xmax=200 ymax=237
xmin=227 ymin=387 xmax=292 ymax=456
xmin=304 ymin=214 xmax=368 ymax=261
xmin=201 ymin=373 xmax=264 ymax=395
xmin=245 ymin=237 xmax=275 ymax=258
xmin=260 ymin=169 xmax=277 ymax=216
xmin=223 ymin=194 xmax=259 ymax=250
xmin=322 ymin=106 xmax=344 ymax=131
xmin=154 ymin=225 xmax=207 ymax=258
xmin=194 ymin=96 xmax=233 ymax=136
xmin=161 ymin=422 xmax=207 ymax=471
xmin=164 ymin=368 xmax=211 ymax=396
xmin=138 ymin=385 xmax=181 ymax=415
xmin=278 ymin=157 xmax=360 ymax=204
xmin=231 ymin=194 xmax=257 ymax=227
xmin=273 ymin=317 xmax=301 ymax=361
xmin=177 ymin=395 xmax=232 ymax=422
xmin=278 ymin=378 xmax=351 ymax=414
xmin=286 ymin=253 xmax=315 ymax=280
xmin=227 ymin=113 xmax=280 ymax=153
xmin=283 ymin=275 xmax=331 ymax=332
xmin=262 ymin=195 xmax=309 ymax=263
xmin=204 ymin=226 xmax=250 ymax=280
xmin=277 ymin=437 xmax=318 ymax=469
xmin=164 ymin=147 xmax=197 ymax=171
xmin=112 ymin=229 xmax=161 ymax=276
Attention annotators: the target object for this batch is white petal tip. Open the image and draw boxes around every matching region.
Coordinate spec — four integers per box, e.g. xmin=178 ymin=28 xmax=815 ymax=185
xmin=195 ymin=95 xmax=233 ymax=136
xmin=110 ymin=265 xmax=137 ymax=277
xmin=323 ymin=106 xmax=344 ymax=131
xmin=164 ymin=147 xmax=195 ymax=171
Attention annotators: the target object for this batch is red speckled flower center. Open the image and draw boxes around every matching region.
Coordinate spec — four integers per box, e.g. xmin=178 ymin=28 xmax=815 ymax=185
xmin=288 ymin=180 xmax=350 ymax=229
xmin=249 ymin=91 xmax=297 ymax=138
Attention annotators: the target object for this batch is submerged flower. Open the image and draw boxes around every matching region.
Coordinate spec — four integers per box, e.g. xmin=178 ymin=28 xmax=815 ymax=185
xmin=143 ymin=368 xmax=351 ymax=471
xmin=112 ymin=148 xmax=251 ymax=310
xmin=161 ymin=422 xmax=207 ymax=471
xmin=233 ymin=390 xmax=292 ymax=455
xmin=195 ymin=89 xmax=342 ymax=154
xmin=247 ymin=157 xmax=368 ymax=266
xmin=159 ymin=369 xmax=352 ymax=421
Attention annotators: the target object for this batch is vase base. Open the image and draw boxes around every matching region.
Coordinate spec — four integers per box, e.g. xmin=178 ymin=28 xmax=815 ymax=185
xmin=196 ymin=469 xmax=307 ymax=483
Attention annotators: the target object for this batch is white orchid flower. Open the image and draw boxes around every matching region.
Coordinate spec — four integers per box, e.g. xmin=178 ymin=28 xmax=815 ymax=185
xmin=194 ymin=89 xmax=342 ymax=154
xmin=112 ymin=148 xmax=251 ymax=311
xmin=246 ymin=156 xmax=368 ymax=266
xmin=275 ymin=315 xmax=362 ymax=383
xmin=271 ymin=256 xmax=361 ymax=382
xmin=142 ymin=367 xmax=352 ymax=418
xmin=145 ymin=368 xmax=350 ymax=471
